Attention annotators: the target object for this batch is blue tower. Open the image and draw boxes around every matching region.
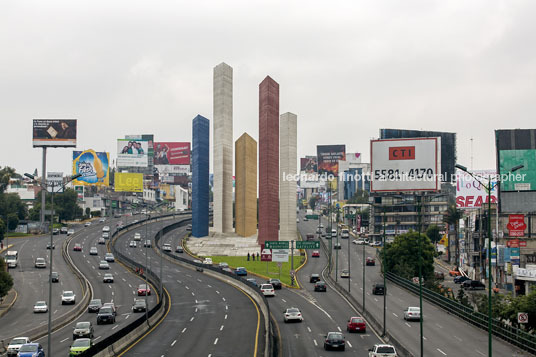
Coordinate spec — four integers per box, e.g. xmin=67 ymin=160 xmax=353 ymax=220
xmin=192 ymin=115 xmax=210 ymax=237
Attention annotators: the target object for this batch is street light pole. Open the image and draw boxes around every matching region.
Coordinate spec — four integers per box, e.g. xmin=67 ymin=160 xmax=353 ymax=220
xmin=418 ymin=193 xmax=424 ymax=357
xmin=347 ymin=206 xmax=351 ymax=293
xmin=328 ymin=183 xmax=332 ymax=274
xmin=382 ymin=206 xmax=386 ymax=337
xmin=145 ymin=208 xmax=149 ymax=321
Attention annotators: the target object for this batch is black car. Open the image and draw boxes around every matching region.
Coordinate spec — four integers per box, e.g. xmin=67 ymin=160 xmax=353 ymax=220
xmin=334 ymin=243 xmax=341 ymax=250
xmin=454 ymin=275 xmax=471 ymax=284
xmin=372 ymin=283 xmax=385 ymax=295
xmin=88 ymin=299 xmax=102 ymax=313
xmin=268 ymin=278 xmax=282 ymax=290
xmin=314 ymin=281 xmax=327 ymax=292
xmin=132 ymin=299 xmax=147 ymax=313
xmin=46 ymin=242 xmax=55 ymax=249
xmin=97 ymin=306 xmax=116 ymax=324
xmin=52 ymin=228 xmax=60 ymax=235
xmin=462 ymin=280 xmax=486 ymax=290
xmin=51 ymin=272 xmax=59 ymax=283
xmin=310 ymin=274 xmax=320 ymax=283
xmin=246 ymin=278 xmax=258 ymax=287
xmin=324 ymin=332 xmax=345 ymax=351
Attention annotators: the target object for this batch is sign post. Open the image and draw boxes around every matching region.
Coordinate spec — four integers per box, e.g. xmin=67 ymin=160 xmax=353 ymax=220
xmin=518 ymin=312 xmax=528 ymax=324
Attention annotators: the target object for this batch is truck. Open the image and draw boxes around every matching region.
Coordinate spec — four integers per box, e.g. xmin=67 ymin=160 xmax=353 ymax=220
xmin=368 ymin=344 xmax=397 ymax=357
xmin=5 ymin=251 xmax=18 ymax=268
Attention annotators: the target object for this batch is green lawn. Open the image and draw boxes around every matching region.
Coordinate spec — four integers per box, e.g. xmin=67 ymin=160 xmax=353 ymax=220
xmin=5 ymin=232 xmax=32 ymax=237
xmin=207 ymin=255 xmax=305 ymax=286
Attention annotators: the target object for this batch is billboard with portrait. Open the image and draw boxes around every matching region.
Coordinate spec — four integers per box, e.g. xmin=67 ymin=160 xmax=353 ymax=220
xmin=114 ymin=172 xmax=143 ymax=192
xmin=300 ymin=156 xmax=318 ymax=173
xmin=154 ymin=142 xmax=191 ymax=165
xmin=317 ymin=145 xmax=346 ymax=176
xmin=72 ymin=150 xmax=110 ymax=186
xmin=33 ymin=119 xmax=77 ymax=147
xmin=117 ymin=139 xmax=149 ymax=167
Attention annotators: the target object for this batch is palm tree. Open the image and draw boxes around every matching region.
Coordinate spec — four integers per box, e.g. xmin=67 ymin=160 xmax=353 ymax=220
xmin=444 ymin=204 xmax=463 ymax=268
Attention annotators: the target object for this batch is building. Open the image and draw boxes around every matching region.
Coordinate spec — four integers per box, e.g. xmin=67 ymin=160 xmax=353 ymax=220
xmin=174 ymin=185 xmax=189 ymax=211
xmin=337 ymin=153 xmax=370 ymax=201
xmin=192 ymin=115 xmax=210 ymax=238
xmin=279 ymin=112 xmax=297 ymax=241
xmin=235 ymin=133 xmax=257 ymax=237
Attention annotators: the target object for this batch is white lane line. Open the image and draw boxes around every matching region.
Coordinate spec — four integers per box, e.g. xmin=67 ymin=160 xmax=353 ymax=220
xmin=94 ymin=336 xmax=101 ymax=341
xmin=195 ymin=308 xmax=198 ymax=313
xmin=214 ymin=338 xmax=218 ymax=345
xmin=125 ymin=315 xmax=130 ymax=320
xmin=185 ymin=286 xmax=190 ymax=290
xmin=186 ymin=274 xmax=192 ymax=277
xmin=437 ymin=348 xmax=447 ymax=356
xmin=224 ymin=314 xmax=228 ymax=320
xmin=313 ymin=339 xmax=318 ymax=346
xmin=476 ymin=350 xmax=485 ymax=356
xmin=225 ymin=305 xmax=228 ymax=310
xmin=197 ymin=279 xmax=202 ymax=282
xmin=281 ymin=298 xmax=286 ymax=303
xmin=122 ymin=278 xmax=126 ymax=282
xmin=207 ymin=284 xmax=212 ymax=288
xmin=307 ymin=326 xmax=311 ymax=333
xmin=112 ymin=325 xmax=118 ymax=330
xmin=405 ymin=322 xmax=411 ymax=328
xmin=453 ymin=335 xmax=462 ymax=342
xmin=53 ymin=310 xmax=58 ymax=314
xmin=192 ymin=292 xmax=195 ymax=296
xmin=60 ymin=337 xmax=69 ymax=343
xmin=177 ymin=280 xmax=182 ymax=283
xmin=171 ymin=340 xmax=177 ymax=347
xmin=435 ymin=323 xmax=443 ymax=329
xmin=222 ymin=297 xmax=226 ymax=301
xmin=220 ymin=325 xmax=224 ymax=331
xmin=374 ymin=298 xmax=378 ymax=302
xmin=182 ymin=327 xmax=187 ymax=333
xmin=337 ymin=326 xmax=342 ymax=332
xmin=392 ymin=313 xmax=399 ymax=318
xmin=216 ymin=290 xmax=220 ymax=294
xmin=190 ymin=316 xmax=195 ymax=322
xmin=347 ymin=341 xmax=353 ymax=348
xmin=111 ymin=291 xmax=114 ymax=296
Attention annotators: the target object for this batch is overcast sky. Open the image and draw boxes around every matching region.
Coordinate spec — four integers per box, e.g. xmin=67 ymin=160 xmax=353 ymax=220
xmin=2 ymin=0 xmax=535 ymax=177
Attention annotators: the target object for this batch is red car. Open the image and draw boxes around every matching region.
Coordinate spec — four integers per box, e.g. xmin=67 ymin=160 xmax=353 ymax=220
xmin=137 ymin=284 xmax=151 ymax=296
xmin=73 ymin=243 xmax=82 ymax=251
xmin=347 ymin=316 xmax=366 ymax=333
xmin=312 ymin=251 xmax=320 ymax=258
xmin=366 ymin=257 xmax=375 ymax=266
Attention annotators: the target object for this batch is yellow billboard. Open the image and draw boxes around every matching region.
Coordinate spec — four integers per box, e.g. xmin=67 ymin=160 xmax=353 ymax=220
xmin=114 ymin=172 xmax=143 ymax=192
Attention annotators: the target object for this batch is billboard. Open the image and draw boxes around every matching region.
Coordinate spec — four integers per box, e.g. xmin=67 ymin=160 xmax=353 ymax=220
xmin=117 ymin=139 xmax=149 ymax=167
xmin=300 ymin=156 xmax=318 ymax=173
xmin=114 ymin=172 xmax=143 ymax=192
xmin=154 ymin=165 xmax=190 ymax=175
xmin=47 ymin=172 xmax=64 ymax=193
xmin=33 ymin=119 xmax=77 ymax=147
xmin=317 ymin=145 xmax=346 ymax=176
xmin=507 ymin=214 xmax=527 ymax=237
xmin=72 ymin=150 xmax=110 ymax=186
xmin=456 ymin=169 xmax=497 ymax=208
xmin=370 ymin=138 xmax=441 ymax=192
xmin=154 ymin=142 xmax=190 ymax=165
xmin=499 ymin=150 xmax=536 ymax=191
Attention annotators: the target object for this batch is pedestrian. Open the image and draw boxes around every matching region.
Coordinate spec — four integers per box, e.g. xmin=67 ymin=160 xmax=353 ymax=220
xmin=247 ymin=252 xmax=250 ymax=261
xmin=252 ymin=253 xmax=255 ymax=261
xmin=257 ymin=252 xmax=260 ymax=260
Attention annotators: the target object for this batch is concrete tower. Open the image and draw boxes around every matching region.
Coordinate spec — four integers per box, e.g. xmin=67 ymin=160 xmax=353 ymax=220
xmin=258 ymin=76 xmax=279 ymax=246
xmin=279 ymin=112 xmax=297 ymax=241
xmin=192 ymin=115 xmax=210 ymax=238
xmin=235 ymin=133 xmax=257 ymax=237
xmin=213 ymin=63 xmax=234 ymax=233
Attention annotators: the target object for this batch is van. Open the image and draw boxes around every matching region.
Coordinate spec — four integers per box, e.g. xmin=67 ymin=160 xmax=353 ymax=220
xmin=5 ymin=251 xmax=18 ymax=268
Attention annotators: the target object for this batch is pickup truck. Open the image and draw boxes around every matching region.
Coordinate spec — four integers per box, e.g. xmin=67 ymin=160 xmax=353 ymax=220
xmin=368 ymin=344 xmax=397 ymax=357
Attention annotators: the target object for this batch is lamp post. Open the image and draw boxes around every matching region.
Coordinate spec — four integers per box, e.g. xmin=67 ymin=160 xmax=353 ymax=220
xmin=24 ymin=172 xmax=81 ymax=357
xmin=144 ymin=205 xmax=150 ymax=321
xmin=382 ymin=205 xmax=386 ymax=337
xmin=455 ymin=163 xmax=524 ymax=357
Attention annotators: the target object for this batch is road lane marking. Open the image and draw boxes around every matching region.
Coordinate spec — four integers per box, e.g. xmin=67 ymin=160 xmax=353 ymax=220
xmin=185 ymin=286 xmax=190 ymax=290
xmin=222 ymin=297 xmax=226 ymax=301
xmin=476 ymin=350 xmax=485 ymax=356
xmin=313 ymin=339 xmax=317 ymax=346
xmin=435 ymin=323 xmax=443 ymax=329
xmin=337 ymin=326 xmax=341 ymax=332
xmin=190 ymin=317 xmax=195 ymax=321
xmin=225 ymin=305 xmax=228 ymax=310
xmin=453 ymin=335 xmax=462 ymax=342
xmin=392 ymin=313 xmax=398 ymax=318
xmin=207 ymin=284 xmax=212 ymax=288
xmin=437 ymin=348 xmax=447 ymax=355
xmin=171 ymin=340 xmax=177 ymax=346
xmin=281 ymin=298 xmax=286 ymax=303
xmin=216 ymin=290 xmax=220 ymax=294
xmin=60 ymin=337 xmax=69 ymax=343
xmin=347 ymin=341 xmax=353 ymax=348
xmin=182 ymin=327 xmax=187 ymax=333
xmin=307 ymin=326 xmax=311 ymax=333
xmin=214 ymin=338 xmax=218 ymax=345
xmin=220 ymin=325 xmax=224 ymax=331
xmin=405 ymin=322 xmax=411 ymax=327
xmin=224 ymin=314 xmax=227 ymax=320
xmin=192 ymin=292 xmax=195 ymax=296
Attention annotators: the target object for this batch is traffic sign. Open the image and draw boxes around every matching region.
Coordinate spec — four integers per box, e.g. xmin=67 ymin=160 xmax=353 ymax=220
xmin=296 ymin=241 xmax=320 ymax=249
xmin=518 ymin=312 xmax=528 ymax=324
xmin=265 ymin=241 xmax=289 ymax=249
xmin=261 ymin=249 xmax=272 ymax=262
xmin=272 ymin=249 xmax=289 ymax=262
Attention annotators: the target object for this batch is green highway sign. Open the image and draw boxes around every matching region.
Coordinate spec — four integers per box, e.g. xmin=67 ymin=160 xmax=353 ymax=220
xmin=265 ymin=241 xmax=290 ymax=249
xmin=296 ymin=241 xmax=320 ymax=249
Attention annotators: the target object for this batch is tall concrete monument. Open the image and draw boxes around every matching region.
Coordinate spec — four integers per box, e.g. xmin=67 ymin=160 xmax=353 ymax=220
xmin=213 ymin=63 xmax=234 ymax=233
xmin=258 ymin=76 xmax=279 ymax=246
xmin=192 ymin=115 xmax=210 ymax=238
xmin=279 ymin=112 xmax=297 ymax=241
xmin=235 ymin=133 xmax=257 ymax=237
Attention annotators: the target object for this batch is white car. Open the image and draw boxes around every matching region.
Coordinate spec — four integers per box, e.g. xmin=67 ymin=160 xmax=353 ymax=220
xmin=61 ymin=291 xmax=76 ymax=305
xmin=67 ymin=229 xmax=75 ymax=236
xmin=403 ymin=307 xmax=421 ymax=321
xmin=162 ymin=244 xmax=172 ymax=252
xmin=129 ymin=241 xmax=137 ymax=248
xmin=369 ymin=344 xmax=397 ymax=357
xmin=202 ymin=258 xmax=213 ymax=265
xmin=134 ymin=233 xmax=141 ymax=241
xmin=35 ymin=257 xmax=46 ymax=269
xmin=284 ymin=307 xmax=303 ymax=322
xmin=100 ymin=218 xmax=106 ymax=223
xmin=7 ymin=337 xmax=31 ymax=356
xmin=102 ymin=225 xmax=110 ymax=232
xmin=89 ymin=247 xmax=98 ymax=255
xmin=99 ymin=261 xmax=110 ymax=270
xmin=102 ymin=232 xmax=110 ymax=239
xmin=33 ymin=301 xmax=48 ymax=313
xmin=103 ymin=273 xmax=114 ymax=283
xmin=105 ymin=253 xmax=115 ymax=262
xmin=260 ymin=284 xmax=275 ymax=297
xmin=84 ymin=222 xmax=91 ymax=227
xmin=340 ymin=269 xmax=350 ymax=278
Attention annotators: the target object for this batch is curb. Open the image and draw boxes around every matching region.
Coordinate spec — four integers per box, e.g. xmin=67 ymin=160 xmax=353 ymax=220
xmin=0 ymin=244 xmax=14 ymax=254
xmin=0 ymin=289 xmax=18 ymax=319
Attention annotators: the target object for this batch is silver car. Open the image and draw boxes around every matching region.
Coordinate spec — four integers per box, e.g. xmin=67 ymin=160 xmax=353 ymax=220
xmin=34 ymin=258 xmax=46 ymax=269
xmin=33 ymin=301 xmax=48 ymax=313
xmin=72 ymin=321 xmax=94 ymax=339
xmin=284 ymin=307 xmax=303 ymax=322
xmin=99 ymin=261 xmax=110 ymax=270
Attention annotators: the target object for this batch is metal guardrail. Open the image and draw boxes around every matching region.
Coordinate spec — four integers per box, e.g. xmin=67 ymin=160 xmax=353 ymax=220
xmin=385 ymin=271 xmax=536 ymax=355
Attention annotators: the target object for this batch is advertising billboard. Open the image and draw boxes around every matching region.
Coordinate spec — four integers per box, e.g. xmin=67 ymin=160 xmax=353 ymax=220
xmin=370 ymin=137 xmax=441 ymax=192
xmin=317 ymin=145 xmax=346 ymax=176
xmin=114 ymin=172 xmax=143 ymax=192
xmin=33 ymin=119 xmax=77 ymax=147
xmin=300 ymin=156 xmax=318 ymax=173
xmin=46 ymin=172 xmax=64 ymax=193
xmin=456 ymin=169 xmax=497 ymax=208
xmin=154 ymin=142 xmax=190 ymax=165
xmin=117 ymin=139 xmax=149 ymax=167
xmin=72 ymin=150 xmax=109 ymax=186
xmin=499 ymin=149 xmax=536 ymax=191
xmin=154 ymin=165 xmax=190 ymax=175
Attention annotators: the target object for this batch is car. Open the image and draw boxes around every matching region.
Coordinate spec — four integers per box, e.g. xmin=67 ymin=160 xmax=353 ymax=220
xmin=332 ymin=229 xmax=337 ymax=237
xmin=100 ymin=218 xmax=106 ymax=223
xmin=462 ymin=280 xmax=486 ymax=290
xmin=203 ymin=257 xmax=213 ymax=265
xmin=98 ymin=237 xmax=106 ymax=245
xmin=129 ymin=240 xmax=137 ymax=248
xmin=46 ymin=242 xmax=55 ymax=249
xmin=97 ymin=306 xmax=115 ymax=324
xmin=316 ymin=227 xmax=323 ymax=234
xmin=61 ymin=291 xmax=76 ymax=305
xmin=73 ymin=243 xmax=82 ymax=251
xmin=268 ymin=278 xmax=282 ymax=289
xmin=366 ymin=257 xmax=376 ymax=266
xmin=334 ymin=242 xmax=341 ymax=249
xmin=69 ymin=338 xmax=92 ymax=356
xmin=175 ymin=246 xmax=184 ymax=253
xmin=404 ymin=307 xmax=421 ymax=321
xmin=318 ymin=223 xmax=324 ymax=229
xmin=51 ymin=271 xmax=59 ymax=282
xmin=144 ymin=240 xmax=151 ymax=248
xmin=311 ymin=250 xmax=320 ymax=257
xmin=89 ymin=247 xmax=98 ymax=255
xmin=102 ymin=302 xmax=117 ymax=316
xmin=102 ymin=232 xmax=110 ymax=239
xmin=7 ymin=337 xmax=31 ymax=357
xmin=324 ymin=332 xmax=345 ymax=351
xmin=67 ymin=228 xmax=75 ymax=236
xmin=138 ymin=284 xmax=151 ymax=296
xmin=16 ymin=343 xmax=44 ymax=357
xmin=132 ymin=299 xmax=147 ymax=312
xmin=368 ymin=344 xmax=397 ymax=357
xmin=296 ymin=218 xmax=300 ymax=223
xmin=246 ymin=278 xmax=258 ymax=286
xmin=99 ymin=261 xmax=110 ymax=269
xmin=52 ymin=228 xmax=60 ymax=235
xmin=347 ymin=316 xmax=366 ymax=333
xmin=34 ymin=257 xmax=46 ymax=269
xmin=372 ymin=283 xmax=385 ymax=295
xmin=105 ymin=253 xmax=115 ymax=262
xmin=218 ymin=262 xmax=229 ymax=269
xmin=454 ymin=275 xmax=471 ymax=284
xmin=260 ymin=284 xmax=275 ymax=296
xmin=235 ymin=267 xmax=247 ymax=276
xmin=372 ymin=241 xmax=382 ymax=247
xmin=284 ymin=307 xmax=303 ymax=322
xmin=314 ymin=281 xmax=327 ymax=292
xmin=340 ymin=269 xmax=350 ymax=278
xmin=353 ymin=238 xmax=364 ymax=245
xmin=341 ymin=229 xmax=350 ymax=239
xmin=162 ymin=244 xmax=172 ymax=252
xmin=102 ymin=225 xmax=110 ymax=232
xmin=193 ymin=259 xmax=204 ymax=272
xmin=321 ymin=231 xmax=327 ymax=238
xmin=72 ymin=321 xmax=94 ymax=340
xmin=88 ymin=298 xmax=102 ymax=313
xmin=222 ymin=267 xmax=233 ymax=273
xmin=303 ymin=217 xmax=308 ymax=221
xmin=103 ymin=273 xmax=114 ymax=283
xmin=186 ymin=224 xmax=192 ymax=231
xmin=33 ymin=301 xmax=48 ymax=313
xmin=449 ymin=269 xmax=462 ymax=277
xmin=134 ymin=232 xmax=142 ymax=241
xmin=306 ymin=233 xmax=315 ymax=240
xmin=310 ymin=274 xmax=320 ymax=283
xmin=60 ymin=227 xmax=68 ymax=234
xmin=434 ymin=271 xmax=445 ymax=280
xmin=84 ymin=222 xmax=91 ymax=227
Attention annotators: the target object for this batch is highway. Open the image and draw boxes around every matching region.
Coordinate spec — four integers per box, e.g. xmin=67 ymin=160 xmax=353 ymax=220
xmin=114 ymin=218 xmax=264 ymax=357
xmin=299 ymin=212 xmax=526 ymax=356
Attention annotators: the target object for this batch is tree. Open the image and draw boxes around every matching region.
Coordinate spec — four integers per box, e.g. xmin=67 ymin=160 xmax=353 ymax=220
xmin=383 ymin=230 xmax=435 ymax=281
xmin=85 ymin=207 xmax=91 ymax=217
xmin=347 ymin=189 xmax=369 ymax=204
xmin=0 ymin=258 xmax=14 ymax=298
xmin=0 ymin=167 xmax=16 ymax=194
xmin=31 ymin=189 xmax=83 ymax=223
xmin=309 ymin=196 xmax=319 ymax=211
xmin=7 ymin=213 xmax=18 ymax=231
xmin=444 ymin=205 xmax=462 ymax=267
xmin=0 ymin=219 xmax=5 ymax=241
xmin=426 ymin=224 xmax=442 ymax=245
